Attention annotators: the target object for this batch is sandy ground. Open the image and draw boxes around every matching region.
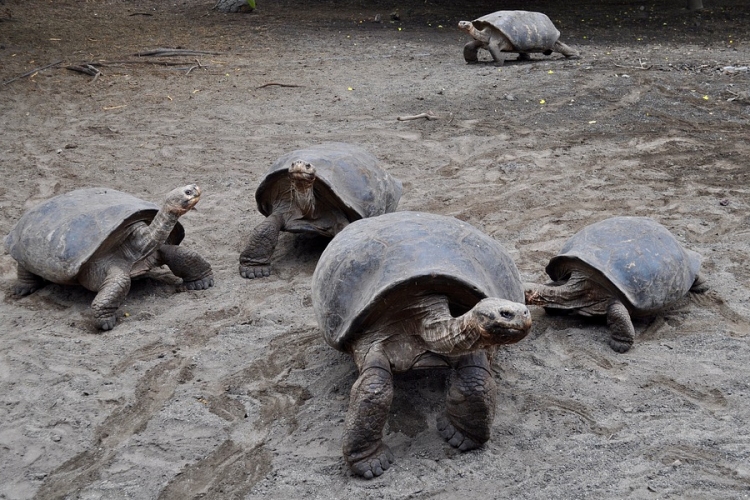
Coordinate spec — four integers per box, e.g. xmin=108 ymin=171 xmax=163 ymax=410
xmin=1 ymin=0 xmax=750 ymax=498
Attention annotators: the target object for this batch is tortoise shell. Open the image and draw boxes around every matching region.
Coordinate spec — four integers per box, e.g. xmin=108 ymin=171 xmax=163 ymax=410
xmin=471 ymin=10 xmax=561 ymax=53
xmin=5 ymin=188 xmax=184 ymax=284
xmin=312 ymin=211 xmax=524 ymax=351
xmin=546 ymin=216 xmax=702 ymax=313
xmin=255 ymin=142 xmax=402 ymax=234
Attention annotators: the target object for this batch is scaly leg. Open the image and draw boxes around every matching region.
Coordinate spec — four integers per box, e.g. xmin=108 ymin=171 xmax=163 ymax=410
xmin=91 ymin=266 xmax=131 ymax=331
xmin=239 ymin=213 xmax=284 ymax=279
xmin=607 ymin=300 xmax=635 ymax=353
xmin=343 ymin=348 xmax=394 ymax=479
xmin=12 ymin=264 xmax=46 ymax=296
xmin=553 ymin=40 xmax=580 ymax=58
xmin=487 ymin=42 xmax=505 ymax=66
xmin=159 ymin=244 xmax=214 ymax=290
xmin=438 ymin=350 xmax=496 ymax=450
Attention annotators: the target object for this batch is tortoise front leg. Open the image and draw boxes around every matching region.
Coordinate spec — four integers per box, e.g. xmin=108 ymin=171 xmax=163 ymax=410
xmin=91 ymin=266 xmax=131 ymax=331
xmin=239 ymin=212 xmax=284 ymax=279
xmin=343 ymin=348 xmax=395 ymax=479
xmin=438 ymin=350 xmax=496 ymax=450
xmin=463 ymin=40 xmax=484 ymax=63
xmin=12 ymin=264 xmax=47 ymax=296
xmin=607 ymin=300 xmax=635 ymax=353
xmin=487 ymin=42 xmax=505 ymax=66
xmin=158 ymin=244 xmax=214 ymax=290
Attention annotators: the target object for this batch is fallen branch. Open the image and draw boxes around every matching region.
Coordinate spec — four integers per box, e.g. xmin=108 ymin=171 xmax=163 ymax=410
xmin=2 ymin=60 xmax=63 ymax=85
xmin=134 ymin=48 xmax=221 ymax=57
xmin=255 ymin=82 xmax=304 ymax=89
xmin=397 ymin=111 xmax=439 ymax=121
xmin=185 ymin=59 xmax=207 ymax=76
xmin=75 ymin=60 xmax=200 ymax=67
xmin=66 ymin=64 xmax=103 ymax=82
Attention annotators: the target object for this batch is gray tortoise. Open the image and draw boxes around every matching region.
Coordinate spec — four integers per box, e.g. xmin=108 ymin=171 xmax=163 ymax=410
xmin=239 ymin=142 xmax=402 ymax=279
xmin=312 ymin=211 xmax=531 ymax=479
xmin=458 ymin=10 xmax=579 ymax=65
xmin=525 ymin=216 xmax=705 ymax=353
xmin=5 ymin=185 xmax=214 ymax=330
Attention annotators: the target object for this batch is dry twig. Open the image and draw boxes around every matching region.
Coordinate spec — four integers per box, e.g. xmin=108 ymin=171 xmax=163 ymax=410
xmin=134 ymin=48 xmax=220 ymax=57
xmin=397 ymin=111 xmax=439 ymax=121
xmin=255 ymin=82 xmax=304 ymax=89
xmin=2 ymin=60 xmax=63 ymax=85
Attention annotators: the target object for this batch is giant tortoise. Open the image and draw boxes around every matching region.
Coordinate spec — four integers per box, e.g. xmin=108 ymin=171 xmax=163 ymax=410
xmin=524 ymin=216 xmax=705 ymax=352
xmin=5 ymin=185 xmax=214 ymax=330
xmin=239 ymin=142 xmax=402 ymax=279
xmin=312 ymin=211 xmax=531 ymax=478
xmin=458 ymin=10 xmax=579 ymax=65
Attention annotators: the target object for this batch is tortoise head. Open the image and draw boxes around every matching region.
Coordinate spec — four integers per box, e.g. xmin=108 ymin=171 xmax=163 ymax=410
xmin=469 ymin=297 xmax=532 ymax=346
xmin=458 ymin=20 xmax=473 ymax=32
xmin=458 ymin=20 xmax=490 ymax=43
xmin=288 ymin=160 xmax=316 ymax=184
xmin=163 ymin=184 xmax=202 ymax=217
xmin=288 ymin=160 xmax=317 ymax=217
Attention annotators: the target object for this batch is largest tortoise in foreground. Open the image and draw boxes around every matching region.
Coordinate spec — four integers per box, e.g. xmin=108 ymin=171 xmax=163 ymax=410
xmin=239 ymin=142 xmax=402 ymax=279
xmin=458 ymin=10 xmax=579 ymax=65
xmin=5 ymin=186 xmax=214 ymax=330
xmin=312 ymin=211 xmax=531 ymax=478
xmin=525 ymin=216 xmax=705 ymax=352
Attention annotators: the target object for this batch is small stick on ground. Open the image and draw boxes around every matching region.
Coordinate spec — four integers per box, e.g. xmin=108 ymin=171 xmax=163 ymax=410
xmin=255 ymin=82 xmax=304 ymax=89
xmin=134 ymin=48 xmax=221 ymax=57
xmin=3 ymin=60 xmax=63 ymax=86
xmin=185 ymin=59 xmax=206 ymax=76
xmin=397 ymin=111 xmax=439 ymax=121
xmin=66 ymin=64 xmax=103 ymax=82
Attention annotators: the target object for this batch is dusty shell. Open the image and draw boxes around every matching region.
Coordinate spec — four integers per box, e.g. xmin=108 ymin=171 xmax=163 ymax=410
xmin=312 ymin=211 xmax=524 ymax=351
xmin=546 ymin=216 xmax=702 ymax=313
xmin=472 ymin=10 xmax=561 ymax=53
xmin=255 ymin=142 xmax=402 ymax=235
xmin=5 ymin=188 xmax=184 ymax=283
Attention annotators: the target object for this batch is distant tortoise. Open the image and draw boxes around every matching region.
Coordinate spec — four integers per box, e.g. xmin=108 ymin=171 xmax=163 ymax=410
xmin=524 ymin=216 xmax=705 ymax=352
xmin=239 ymin=142 xmax=402 ymax=279
xmin=5 ymin=185 xmax=214 ymax=330
xmin=312 ymin=211 xmax=531 ymax=479
xmin=458 ymin=10 xmax=579 ymax=65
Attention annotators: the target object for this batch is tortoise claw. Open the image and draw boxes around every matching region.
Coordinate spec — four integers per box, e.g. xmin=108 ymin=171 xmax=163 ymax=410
xmin=437 ymin=416 xmax=482 ymax=451
xmin=239 ymin=264 xmax=272 ymax=280
xmin=95 ymin=314 xmax=118 ymax=331
xmin=608 ymin=337 xmax=633 ymax=353
xmin=184 ymin=274 xmax=214 ymax=290
xmin=348 ymin=443 xmax=394 ymax=479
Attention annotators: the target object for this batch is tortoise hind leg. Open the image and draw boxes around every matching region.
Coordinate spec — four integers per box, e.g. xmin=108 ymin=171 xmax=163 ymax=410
xmin=343 ymin=348 xmax=394 ymax=479
xmin=91 ymin=266 xmax=131 ymax=331
xmin=159 ymin=244 xmax=214 ymax=290
xmin=553 ymin=40 xmax=580 ymax=59
xmin=438 ymin=350 xmax=496 ymax=450
xmin=607 ymin=300 xmax=635 ymax=353
xmin=12 ymin=264 xmax=47 ymax=296
xmin=239 ymin=213 xmax=284 ymax=279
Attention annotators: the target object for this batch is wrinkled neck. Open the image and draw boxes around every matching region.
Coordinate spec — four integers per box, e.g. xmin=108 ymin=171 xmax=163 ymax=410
xmin=145 ymin=209 xmax=179 ymax=253
xmin=525 ymin=270 xmax=606 ymax=311
xmin=291 ymin=180 xmax=315 ymax=218
xmin=422 ymin=303 xmax=481 ymax=354
xmin=471 ymin=26 xmax=490 ymax=43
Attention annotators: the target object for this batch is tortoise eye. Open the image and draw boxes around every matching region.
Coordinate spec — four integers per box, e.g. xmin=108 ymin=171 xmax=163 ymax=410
xmin=500 ymin=311 xmax=514 ymax=319
xmin=184 ymin=189 xmax=193 ymax=196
